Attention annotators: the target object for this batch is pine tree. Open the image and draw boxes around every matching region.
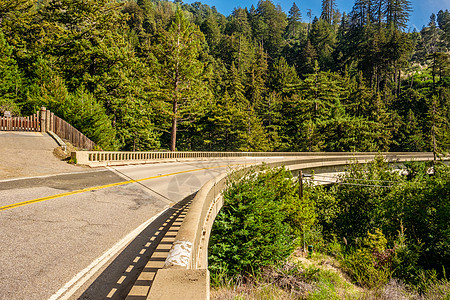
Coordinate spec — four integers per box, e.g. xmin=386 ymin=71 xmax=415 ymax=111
xmin=437 ymin=9 xmax=450 ymax=42
xmin=350 ymin=0 xmax=373 ymax=28
xmin=154 ymin=7 xmax=207 ymax=151
xmin=366 ymin=0 xmax=387 ymax=27
xmin=299 ymin=40 xmax=318 ymax=75
xmin=251 ymin=0 xmax=287 ymax=59
xmin=346 ymin=73 xmax=376 ymax=116
xmin=428 ymin=52 xmax=450 ymax=86
xmin=248 ymin=44 xmax=268 ymax=111
xmin=201 ymin=14 xmax=221 ymax=53
xmin=299 ymin=66 xmax=341 ymax=120
xmin=0 ymin=0 xmax=35 ymax=37
xmin=437 ymin=9 xmax=450 ymax=30
xmin=427 ymin=95 xmax=447 ymax=159
xmin=232 ymin=35 xmax=255 ymax=80
xmin=268 ymin=56 xmax=300 ymax=94
xmin=417 ymin=14 xmax=447 ymax=68
xmin=385 ymin=0 xmax=411 ymax=30
xmin=309 ymin=18 xmax=337 ymax=70
xmin=402 ymin=109 xmax=426 ymax=151
xmin=287 ymin=2 xmax=302 ymax=38
xmin=226 ymin=8 xmax=252 ymax=39
xmin=321 ymin=0 xmax=336 ymax=24
xmin=228 ymin=61 xmax=248 ymax=107
xmin=306 ymin=9 xmax=313 ymax=35
xmin=0 ymin=28 xmax=22 ymax=115
xmin=40 ymin=76 xmax=117 ymax=149
xmin=321 ymin=98 xmax=379 ymax=151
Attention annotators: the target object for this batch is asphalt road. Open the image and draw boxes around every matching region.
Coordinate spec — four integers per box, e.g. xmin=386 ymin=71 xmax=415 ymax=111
xmin=0 ymin=158 xmax=277 ymax=300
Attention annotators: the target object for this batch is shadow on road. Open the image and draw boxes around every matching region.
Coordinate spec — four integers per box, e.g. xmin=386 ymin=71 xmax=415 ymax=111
xmin=78 ymin=193 xmax=195 ymax=300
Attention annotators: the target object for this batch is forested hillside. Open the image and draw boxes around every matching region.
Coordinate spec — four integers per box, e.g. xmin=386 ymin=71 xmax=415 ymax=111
xmin=0 ymin=0 xmax=449 ymax=153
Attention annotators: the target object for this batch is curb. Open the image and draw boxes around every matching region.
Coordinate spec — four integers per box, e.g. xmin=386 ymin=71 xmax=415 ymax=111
xmin=47 ymin=131 xmax=67 ymax=152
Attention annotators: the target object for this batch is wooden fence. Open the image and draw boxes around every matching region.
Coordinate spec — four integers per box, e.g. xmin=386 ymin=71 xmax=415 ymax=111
xmin=1 ymin=107 xmax=96 ymax=150
xmin=0 ymin=113 xmax=40 ymax=131
xmin=52 ymin=115 xmax=96 ymax=150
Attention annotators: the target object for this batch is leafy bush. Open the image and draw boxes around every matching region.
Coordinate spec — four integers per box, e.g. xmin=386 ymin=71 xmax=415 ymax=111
xmin=39 ymin=76 xmax=118 ymax=149
xmin=342 ymin=229 xmax=394 ymax=288
xmin=209 ymin=166 xmax=316 ymax=278
xmin=306 ymin=158 xmax=450 ymax=288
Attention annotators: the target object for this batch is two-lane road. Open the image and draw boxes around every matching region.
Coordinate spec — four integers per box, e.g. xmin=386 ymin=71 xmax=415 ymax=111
xmin=0 ymin=158 xmax=277 ymax=299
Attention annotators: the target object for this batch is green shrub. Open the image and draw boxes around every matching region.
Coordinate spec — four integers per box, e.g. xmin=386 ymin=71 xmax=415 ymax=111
xmin=342 ymin=229 xmax=394 ymax=288
xmin=312 ymin=158 xmax=450 ymax=286
xmin=308 ymin=280 xmax=340 ymax=300
xmin=39 ymin=76 xmax=118 ymax=150
xmin=209 ymin=166 xmax=317 ymax=278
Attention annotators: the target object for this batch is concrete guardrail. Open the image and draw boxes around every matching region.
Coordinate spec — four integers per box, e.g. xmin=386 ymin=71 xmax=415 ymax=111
xmin=140 ymin=152 xmax=443 ymax=299
xmin=72 ymin=151 xmax=438 ymax=167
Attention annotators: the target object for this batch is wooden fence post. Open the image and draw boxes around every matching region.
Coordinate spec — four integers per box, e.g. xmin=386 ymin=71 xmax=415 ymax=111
xmin=46 ymin=109 xmax=51 ymax=132
xmin=40 ymin=107 xmax=47 ymax=132
xmin=50 ymin=112 xmax=54 ymax=132
xmin=36 ymin=110 xmax=40 ymax=132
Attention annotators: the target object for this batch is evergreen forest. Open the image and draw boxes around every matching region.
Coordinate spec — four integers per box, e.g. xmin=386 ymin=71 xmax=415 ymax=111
xmin=0 ymin=0 xmax=449 ymax=154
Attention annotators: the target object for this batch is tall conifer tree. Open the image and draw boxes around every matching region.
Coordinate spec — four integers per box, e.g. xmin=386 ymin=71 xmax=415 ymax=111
xmin=321 ymin=0 xmax=336 ymax=24
xmin=287 ymin=2 xmax=302 ymax=38
xmin=155 ymin=7 xmax=207 ymax=151
xmin=386 ymin=0 xmax=411 ymax=30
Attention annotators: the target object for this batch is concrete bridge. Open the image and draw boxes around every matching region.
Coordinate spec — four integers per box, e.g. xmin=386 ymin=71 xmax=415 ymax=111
xmin=0 ymin=133 xmax=444 ymax=299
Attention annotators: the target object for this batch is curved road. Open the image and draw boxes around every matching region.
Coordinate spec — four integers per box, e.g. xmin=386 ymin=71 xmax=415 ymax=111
xmin=0 ymin=157 xmax=279 ymax=299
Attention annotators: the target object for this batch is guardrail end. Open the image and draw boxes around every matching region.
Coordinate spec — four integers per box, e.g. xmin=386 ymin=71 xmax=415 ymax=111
xmin=147 ymin=269 xmax=210 ymax=300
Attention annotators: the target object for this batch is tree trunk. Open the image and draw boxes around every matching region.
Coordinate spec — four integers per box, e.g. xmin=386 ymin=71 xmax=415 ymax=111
xmin=431 ymin=101 xmax=437 ymax=161
xmin=170 ymin=99 xmax=178 ymax=151
xmin=432 ymin=53 xmax=436 ymax=87
xmin=171 ymin=29 xmax=181 ymax=152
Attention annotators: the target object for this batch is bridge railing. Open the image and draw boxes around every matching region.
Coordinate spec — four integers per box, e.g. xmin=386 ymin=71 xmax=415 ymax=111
xmin=144 ymin=152 xmax=440 ymax=299
xmin=72 ymin=150 xmax=436 ymax=167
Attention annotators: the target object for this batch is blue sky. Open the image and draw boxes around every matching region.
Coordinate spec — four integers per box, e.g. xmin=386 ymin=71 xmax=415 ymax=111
xmin=182 ymin=0 xmax=450 ymax=31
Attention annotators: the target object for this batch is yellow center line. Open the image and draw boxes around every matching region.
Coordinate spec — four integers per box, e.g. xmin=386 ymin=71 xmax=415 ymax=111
xmin=0 ymin=163 xmax=248 ymax=212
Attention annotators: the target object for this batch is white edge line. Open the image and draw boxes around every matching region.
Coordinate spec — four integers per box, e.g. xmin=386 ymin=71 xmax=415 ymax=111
xmin=48 ymin=206 xmax=170 ymax=300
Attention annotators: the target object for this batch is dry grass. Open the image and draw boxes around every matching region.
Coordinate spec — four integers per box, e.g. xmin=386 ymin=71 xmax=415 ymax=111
xmin=52 ymin=142 xmax=78 ymax=161
xmin=211 ymin=250 xmax=450 ymax=300
xmin=210 ymin=251 xmax=361 ymax=300
xmin=211 ymin=283 xmax=296 ymax=300
xmin=210 ymin=249 xmax=450 ymax=300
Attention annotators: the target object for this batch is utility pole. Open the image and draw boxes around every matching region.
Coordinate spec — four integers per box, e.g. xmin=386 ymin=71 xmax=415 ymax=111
xmin=299 ymin=170 xmax=303 ymax=199
xmin=299 ymin=170 xmax=306 ymax=255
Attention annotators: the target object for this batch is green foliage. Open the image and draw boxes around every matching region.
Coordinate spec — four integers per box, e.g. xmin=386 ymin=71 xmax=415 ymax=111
xmin=154 ymin=7 xmax=208 ymax=151
xmin=306 ymin=158 xmax=450 ymax=287
xmin=342 ymin=229 xmax=394 ymax=288
xmin=308 ymin=280 xmax=341 ymax=300
xmin=0 ymin=29 xmax=22 ymax=115
xmin=251 ymin=0 xmax=287 ymax=59
xmin=40 ymin=76 xmax=117 ymax=149
xmin=209 ymin=166 xmax=316 ymax=277
xmin=309 ymin=18 xmax=337 ymax=70
xmin=386 ymin=162 xmax=450 ymax=272
xmin=0 ymin=0 xmax=448 ymax=153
